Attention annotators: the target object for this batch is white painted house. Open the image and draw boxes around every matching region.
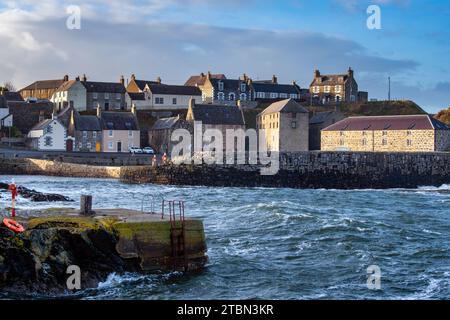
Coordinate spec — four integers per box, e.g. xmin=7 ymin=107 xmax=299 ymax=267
xmin=27 ymin=115 xmax=67 ymax=151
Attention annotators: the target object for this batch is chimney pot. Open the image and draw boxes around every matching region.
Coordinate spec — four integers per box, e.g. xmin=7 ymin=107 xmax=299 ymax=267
xmin=120 ymin=75 xmax=125 ymax=85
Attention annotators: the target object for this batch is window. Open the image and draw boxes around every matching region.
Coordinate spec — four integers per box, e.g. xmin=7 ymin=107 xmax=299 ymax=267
xmin=104 ymin=102 xmax=109 ymax=110
xmin=116 ymin=93 xmax=121 ymax=100
xmin=270 ymin=93 xmax=278 ymax=99
xmin=46 ymin=125 xmax=53 ymax=134
xmin=257 ymin=92 xmax=265 ymax=99
xmin=407 ymin=130 xmax=412 ymax=136
xmin=313 ymin=86 xmax=320 ymax=93
xmin=291 ymin=121 xmax=297 ymax=129
xmin=218 ymin=82 xmax=224 ymax=91
xmin=87 ymin=142 xmax=91 ymax=149
xmin=172 ymin=98 xmax=177 ymax=105
xmin=109 ymin=130 xmax=113 ymax=137
xmin=105 ymin=93 xmax=110 ymax=100
xmin=93 ymin=132 xmax=97 ymax=139
xmin=240 ymin=83 xmax=246 ymax=92
xmin=339 ymin=138 xmax=344 ymax=146
xmin=362 ymin=138 xmax=367 ymax=146
xmin=289 ymin=94 xmax=297 ymax=99
xmin=79 ymin=142 xmax=83 ymax=149
xmin=382 ymin=131 xmax=388 ymax=136
xmin=108 ymin=142 xmax=113 ymax=149
xmin=382 ymin=139 xmax=388 ymax=146
xmin=229 ymin=93 xmax=236 ymax=101
xmin=362 ymin=131 xmax=367 ymax=136
xmin=280 ymin=93 xmax=288 ymax=99
xmin=335 ymin=85 xmax=341 ymax=93
xmin=44 ymin=136 xmax=52 ymax=146
xmin=93 ymin=93 xmax=98 ymax=99
xmin=324 ymin=86 xmax=331 ymax=93
xmin=155 ymin=97 xmax=164 ymax=104
xmin=218 ymin=92 xmax=225 ymax=101
xmin=239 ymin=93 xmax=247 ymax=101
xmin=128 ymin=130 xmax=133 ymax=137
xmin=407 ymin=139 xmax=412 ymax=146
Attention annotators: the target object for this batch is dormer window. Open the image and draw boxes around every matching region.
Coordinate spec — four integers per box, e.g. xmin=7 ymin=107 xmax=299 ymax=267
xmin=218 ymin=82 xmax=224 ymax=91
xmin=240 ymin=83 xmax=246 ymax=92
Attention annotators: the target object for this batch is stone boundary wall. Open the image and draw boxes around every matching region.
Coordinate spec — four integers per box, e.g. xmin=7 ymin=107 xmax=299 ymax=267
xmin=1 ymin=152 xmax=450 ymax=189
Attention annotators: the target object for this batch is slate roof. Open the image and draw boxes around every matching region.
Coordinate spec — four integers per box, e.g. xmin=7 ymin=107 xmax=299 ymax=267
xmin=82 ymin=81 xmax=126 ymax=93
xmin=147 ymin=84 xmax=202 ymax=96
xmin=54 ymin=80 xmax=77 ymax=93
xmin=323 ymin=115 xmax=450 ymax=131
xmin=251 ymin=82 xmax=299 ymax=94
xmin=189 ymin=104 xmax=245 ymax=126
xmin=128 ymin=92 xmax=146 ymax=101
xmin=259 ymin=99 xmax=309 ymax=116
xmin=311 ymin=74 xmax=348 ymax=86
xmin=7 ymin=101 xmax=54 ymax=134
xmin=30 ymin=119 xmax=54 ymax=131
xmin=0 ymin=96 xmax=5 ymax=108
xmin=151 ymin=117 xmax=181 ymax=130
xmin=185 ymin=73 xmax=226 ymax=86
xmin=134 ymin=80 xmax=161 ymax=91
xmin=100 ymin=112 xmax=140 ymax=130
xmin=20 ymin=79 xmax=65 ymax=91
xmin=75 ymin=115 xmax=102 ymax=131
xmin=210 ymin=78 xmax=243 ymax=91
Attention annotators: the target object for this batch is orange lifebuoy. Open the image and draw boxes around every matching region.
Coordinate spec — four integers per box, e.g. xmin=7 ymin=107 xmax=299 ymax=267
xmin=2 ymin=218 xmax=25 ymax=233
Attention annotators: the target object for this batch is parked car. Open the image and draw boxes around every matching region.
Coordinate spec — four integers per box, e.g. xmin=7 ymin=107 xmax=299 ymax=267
xmin=142 ymin=147 xmax=155 ymax=155
xmin=129 ymin=147 xmax=143 ymax=154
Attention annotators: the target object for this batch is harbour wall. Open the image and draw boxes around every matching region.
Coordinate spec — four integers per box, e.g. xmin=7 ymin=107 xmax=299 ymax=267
xmin=1 ymin=152 xmax=450 ymax=189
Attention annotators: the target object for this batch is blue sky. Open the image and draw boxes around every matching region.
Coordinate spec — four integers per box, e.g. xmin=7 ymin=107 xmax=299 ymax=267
xmin=0 ymin=0 xmax=449 ymax=112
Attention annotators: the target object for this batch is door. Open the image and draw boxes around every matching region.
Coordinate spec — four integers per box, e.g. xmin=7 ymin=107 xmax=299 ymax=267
xmin=66 ymin=139 xmax=73 ymax=152
xmin=117 ymin=141 xmax=122 ymax=153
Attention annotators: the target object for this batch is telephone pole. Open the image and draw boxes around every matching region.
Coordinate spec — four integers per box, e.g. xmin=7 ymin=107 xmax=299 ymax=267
xmin=388 ymin=77 xmax=391 ymax=101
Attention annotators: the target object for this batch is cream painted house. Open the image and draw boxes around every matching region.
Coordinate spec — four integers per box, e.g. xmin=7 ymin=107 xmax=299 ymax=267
xmin=27 ymin=115 xmax=67 ymax=151
xmin=321 ymin=115 xmax=450 ymax=152
xmin=98 ymin=106 xmax=140 ymax=153
xmin=127 ymin=83 xmax=202 ymax=110
xmin=257 ymin=99 xmax=309 ymax=152
xmin=51 ymin=80 xmax=87 ymax=111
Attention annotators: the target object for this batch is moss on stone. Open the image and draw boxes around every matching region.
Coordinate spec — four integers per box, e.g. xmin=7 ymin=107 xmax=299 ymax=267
xmin=27 ymin=216 xmax=104 ymax=231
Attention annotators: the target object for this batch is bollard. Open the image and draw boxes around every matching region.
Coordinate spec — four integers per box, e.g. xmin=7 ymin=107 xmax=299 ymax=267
xmin=79 ymin=195 xmax=95 ymax=216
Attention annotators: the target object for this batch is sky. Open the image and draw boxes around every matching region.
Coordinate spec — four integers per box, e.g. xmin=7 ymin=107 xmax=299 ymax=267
xmin=0 ymin=0 xmax=449 ymax=112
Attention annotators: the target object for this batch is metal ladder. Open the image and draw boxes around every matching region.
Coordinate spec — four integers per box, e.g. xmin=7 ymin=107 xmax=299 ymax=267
xmin=164 ymin=200 xmax=188 ymax=272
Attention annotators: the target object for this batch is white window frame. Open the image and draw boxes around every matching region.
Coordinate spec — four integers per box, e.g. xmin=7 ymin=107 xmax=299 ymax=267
xmin=105 ymin=93 xmax=110 ymax=100
xmin=109 ymin=130 xmax=113 ymax=137
xmin=218 ymin=92 xmax=225 ymax=101
xmin=218 ymin=82 xmax=224 ymax=91
xmin=108 ymin=141 xmax=113 ymax=149
xmin=93 ymin=92 xmax=98 ymax=99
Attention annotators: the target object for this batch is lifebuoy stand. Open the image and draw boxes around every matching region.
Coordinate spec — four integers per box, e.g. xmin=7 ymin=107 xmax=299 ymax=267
xmin=8 ymin=183 xmax=17 ymax=218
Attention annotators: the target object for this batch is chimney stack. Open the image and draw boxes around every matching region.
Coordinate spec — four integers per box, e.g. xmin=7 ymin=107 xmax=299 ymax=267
xmin=207 ymin=71 xmax=211 ymax=80
xmin=75 ymin=76 xmax=80 ymax=81
xmin=272 ymin=75 xmax=278 ymax=84
xmin=156 ymin=76 xmax=162 ymax=84
xmin=63 ymin=74 xmax=69 ymax=82
xmin=131 ymin=74 xmax=136 ymax=81
xmin=201 ymin=72 xmax=205 ymax=78
xmin=81 ymin=74 xmax=87 ymax=82
xmin=348 ymin=67 xmax=354 ymax=78
xmin=119 ymin=75 xmax=125 ymax=85
xmin=314 ymin=69 xmax=320 ymax=78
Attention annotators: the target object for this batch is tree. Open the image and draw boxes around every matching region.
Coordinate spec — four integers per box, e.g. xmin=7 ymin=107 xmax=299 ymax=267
xmin=2 ymin=81 xmax=16 ymax=92
xmin=435 ymin=108 xmax=450 ymax=125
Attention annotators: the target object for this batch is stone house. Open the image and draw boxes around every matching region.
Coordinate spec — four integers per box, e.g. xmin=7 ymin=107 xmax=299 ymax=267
xmin=186 ymin=98 xmax=246 ymax=152
xmin=198 ymin=73 xmax=252 ymax=105
xmin=99 ymin=106 xmax=140 ymax=153
xmin=20 ymin=75 xmax=69 ymax=101
xmin=7 ymin=101 xmax=54 ymax=136
xmin=309 ymin=109 xmax=345 ymax=150
xmin=309 ymin=68 xmax=368 ymax=104
xmin=51 ymin=75 xmax=127 ymax=112
xmin=257 ymin=98 xmax=309 ymax=152
xmin=27 ymin=114 xmax=67 ymax=151
xmin=249 ymin=75 xmax=303 ymax=101
xmin=321 ymin=115 xmax=450 ymax=152
xmin=148 ymin=115 xmax=190 ymax=155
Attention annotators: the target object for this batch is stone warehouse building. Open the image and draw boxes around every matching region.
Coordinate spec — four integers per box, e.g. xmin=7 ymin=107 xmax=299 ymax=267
xmin=20 ymin=75 xmax=69 ymax=101
xmin=257 ymin=99 xmax=309 ymax=152
xmin=149 ymin=115 xmax=190 ymax=155
xmin=309 ymin=68 xmax=368 ymax=104
xmin=321 ymin=115 xmax=450 ymax=152
xmin=309 ymin=109 xmax=345 ymax=150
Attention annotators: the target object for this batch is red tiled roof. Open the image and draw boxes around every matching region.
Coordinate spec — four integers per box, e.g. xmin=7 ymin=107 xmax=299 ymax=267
xmin=323 ymin=115 xmax=450 ymax=131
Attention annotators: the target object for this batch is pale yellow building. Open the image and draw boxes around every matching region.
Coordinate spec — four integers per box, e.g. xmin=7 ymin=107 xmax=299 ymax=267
xmin=321 ymin=115 xmax=450 ymax=152
xmin=257 ymin=98 xmax=309 ymax=152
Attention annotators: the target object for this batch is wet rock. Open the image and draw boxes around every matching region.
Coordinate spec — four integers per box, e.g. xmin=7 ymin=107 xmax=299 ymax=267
xmin=0 ymin=182 xmax=73 ymax=202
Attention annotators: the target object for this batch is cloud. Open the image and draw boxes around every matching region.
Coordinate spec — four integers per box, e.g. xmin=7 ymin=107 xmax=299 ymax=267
xmin=0 ymin=0 xmax=447 ymax=112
